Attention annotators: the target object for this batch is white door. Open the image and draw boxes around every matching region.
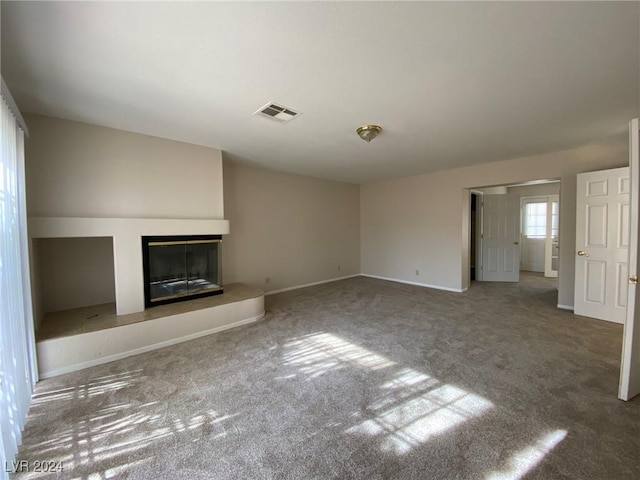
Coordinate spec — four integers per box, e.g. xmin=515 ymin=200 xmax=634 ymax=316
xmin=619 ymin=118 xmax=640 ymax=401
xmin=521 ymin=197 xmax=547 ymax=272
xmin=574 ymin=167 xmax=630 ymax=323
xmin=481 ymin=193 xmax=521 ymax=282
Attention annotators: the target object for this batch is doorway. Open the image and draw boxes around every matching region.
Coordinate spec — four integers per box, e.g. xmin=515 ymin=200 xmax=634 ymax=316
xmin=520 ymin=194 xmax=560 ymax=278
xmin=468 ymin=180 xmax=561 ymax=287
xmin=470 ymin=192 xmax=480 ymax=281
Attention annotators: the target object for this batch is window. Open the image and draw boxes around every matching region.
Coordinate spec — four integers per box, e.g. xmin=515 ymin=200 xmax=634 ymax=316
xmin=1 ymin=80 xmax=35 ymax=479
xmin=524 ymin=202 xmax=547 ymax=238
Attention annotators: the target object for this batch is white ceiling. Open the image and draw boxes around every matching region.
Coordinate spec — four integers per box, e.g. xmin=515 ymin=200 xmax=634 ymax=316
xmin=2 ymin=2 xmax=638 ymax=184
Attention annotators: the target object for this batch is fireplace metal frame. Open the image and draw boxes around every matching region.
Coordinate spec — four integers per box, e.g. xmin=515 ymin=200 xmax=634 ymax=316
xmin=141 ymin=234 xmax=223 ymax=308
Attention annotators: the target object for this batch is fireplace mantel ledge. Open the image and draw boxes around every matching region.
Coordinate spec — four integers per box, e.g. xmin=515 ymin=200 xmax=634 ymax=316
xmin=28 ymin=216 xmax=230 ymax=238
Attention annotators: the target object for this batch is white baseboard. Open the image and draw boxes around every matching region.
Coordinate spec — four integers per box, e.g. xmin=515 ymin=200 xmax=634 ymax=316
xmin=265 ymin=274 xmax=360 ymax=295
xmin=557 ymin=304 xmax=574 ymax=311
xmin=360 ymin=274 xmax=465 ymax=293
xmin=266 ymin=273 xmax=465 ymax=295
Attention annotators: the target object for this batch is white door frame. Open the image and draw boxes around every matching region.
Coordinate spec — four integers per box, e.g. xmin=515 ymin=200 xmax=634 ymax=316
xmin=545 ymin=194 xmax=560 ymax=278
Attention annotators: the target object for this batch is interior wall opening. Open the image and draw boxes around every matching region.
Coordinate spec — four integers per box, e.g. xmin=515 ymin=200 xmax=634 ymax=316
xmin=467 ymin=179 xmax=561 ymax=290
xmin=34 ymin=237 xmax=116 ymax=320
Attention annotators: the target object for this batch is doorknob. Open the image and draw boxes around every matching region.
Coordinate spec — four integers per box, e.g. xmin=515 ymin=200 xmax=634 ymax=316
xmin=513 ymin=241 xmax=519 ymax=245
xmin=577 ymin=250 xmax=589 ymax=257
xmin=630 ymin=275 xmax=638 ymax=285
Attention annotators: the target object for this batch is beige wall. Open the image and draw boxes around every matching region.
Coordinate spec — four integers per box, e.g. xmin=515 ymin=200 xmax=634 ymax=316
xmin=361 ymin=138 xmax=628 ymax=306
xmin=24 ymin=114 xmax=225 ymax=324
xmin=24 ymin=114 xmax=224 ymax=218
xmin=222 ymin=160 xmax=360 ymax=293
xmin=474 ymin=186 xmax=508 ymax=195
xmin=36 ymin=237 xmax=115 ymax=312
xmin=508 ymin=182 xmax=561 ymax=197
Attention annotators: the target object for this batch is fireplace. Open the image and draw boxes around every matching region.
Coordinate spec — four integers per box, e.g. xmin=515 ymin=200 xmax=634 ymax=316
xmin=142 ymin=235 xmax=222 ymax=308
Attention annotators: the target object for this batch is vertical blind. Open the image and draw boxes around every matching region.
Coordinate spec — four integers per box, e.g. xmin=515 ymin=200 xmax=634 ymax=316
xmin=0 ymin=86 xmax=36 ymax=478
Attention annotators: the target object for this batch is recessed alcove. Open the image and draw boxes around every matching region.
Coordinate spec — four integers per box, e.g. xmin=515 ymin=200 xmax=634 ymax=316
xmin=34 ymin=236 xmax=116 ymax=314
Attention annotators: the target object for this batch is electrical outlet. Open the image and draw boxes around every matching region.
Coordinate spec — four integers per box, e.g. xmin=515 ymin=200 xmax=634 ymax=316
xmin=415 ymin=269 xmax=420 ymax=276
xmin=265 ymin=276 xmax=271 ymax=284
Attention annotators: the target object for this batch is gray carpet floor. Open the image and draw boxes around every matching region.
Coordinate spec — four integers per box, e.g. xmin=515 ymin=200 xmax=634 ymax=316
xmin=11 ymin=273 xmax=640 ymax=479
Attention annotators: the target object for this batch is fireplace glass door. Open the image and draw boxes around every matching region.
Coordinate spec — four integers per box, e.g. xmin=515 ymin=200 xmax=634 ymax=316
xmin=143 ymin=236 xmax=222 ymax=307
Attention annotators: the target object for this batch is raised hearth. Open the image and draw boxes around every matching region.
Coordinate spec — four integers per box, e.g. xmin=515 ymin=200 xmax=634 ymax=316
xmin=36 ymin=283 xmax=264 ymax=378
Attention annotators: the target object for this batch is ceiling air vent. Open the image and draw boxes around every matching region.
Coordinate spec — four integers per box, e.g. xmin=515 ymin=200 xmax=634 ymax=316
xmin=253 ymin=102 xmax=302 ymax=124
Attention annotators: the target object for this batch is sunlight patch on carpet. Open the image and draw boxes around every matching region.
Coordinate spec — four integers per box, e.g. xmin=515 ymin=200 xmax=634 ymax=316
xmin=283 ymin=333 xmax=494 ymax=455
xmin=347 ymin=367 xmax=494 ymax=454
xmin=485 ymin=429 xmax=567 ymax=480
xmin=31 ymin=370 xmax=145 ymax=404
xmin=15 ymin=404 xmax=237 ymax=478
xmin=283 ymin=332 xmax=395 ymax=377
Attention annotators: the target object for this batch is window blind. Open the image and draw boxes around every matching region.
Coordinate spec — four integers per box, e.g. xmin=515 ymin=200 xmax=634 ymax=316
xmin=0 ymin=85 xmax=36 ymax=480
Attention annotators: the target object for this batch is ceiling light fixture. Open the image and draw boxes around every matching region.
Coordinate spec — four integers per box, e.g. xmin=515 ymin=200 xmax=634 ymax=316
xmin=356 ymin=125 xmax=382 ymax=143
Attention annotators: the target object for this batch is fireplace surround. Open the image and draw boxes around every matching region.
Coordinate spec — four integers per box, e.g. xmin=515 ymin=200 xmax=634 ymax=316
xmin=142 ymin=235 xmax=223 ymax=308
